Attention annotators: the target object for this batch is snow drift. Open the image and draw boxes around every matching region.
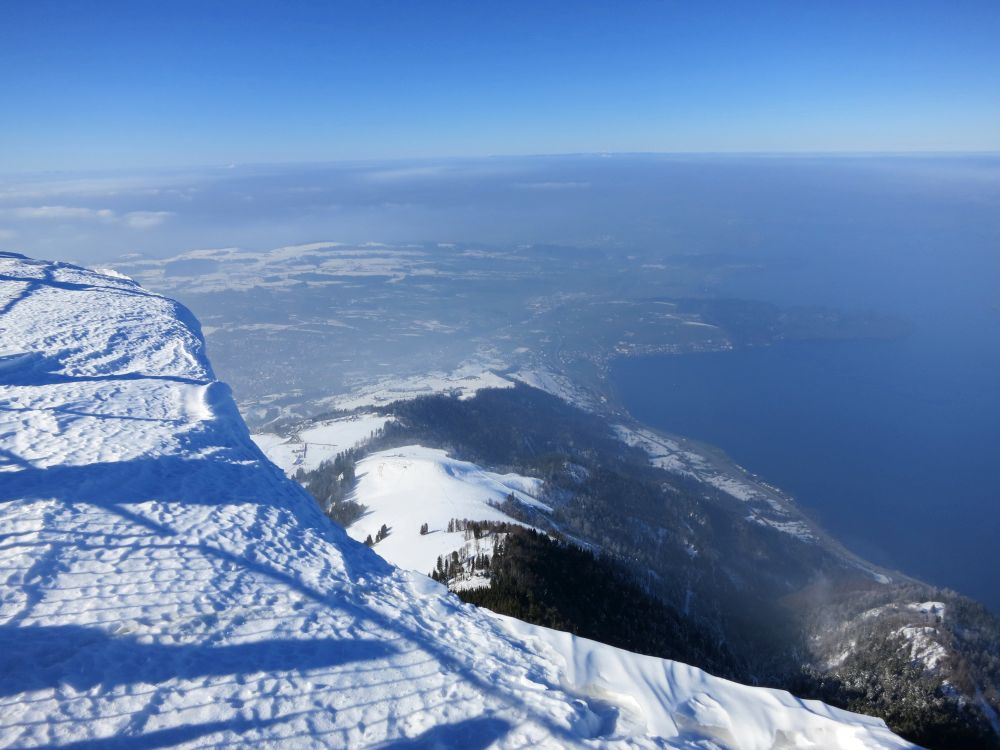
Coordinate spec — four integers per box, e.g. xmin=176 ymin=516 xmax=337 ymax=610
xmin=0 ymin=253 xmax=915 ymax=749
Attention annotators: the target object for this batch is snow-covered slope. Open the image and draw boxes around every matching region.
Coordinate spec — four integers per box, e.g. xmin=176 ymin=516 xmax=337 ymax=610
xmin=346 ymin=445 xmax=548 ymax=574
xmin=0 ymin=253 xmax=916 ymax=749
xmin=252 ymin=413 xmax=393 ymax=476
xmin=324 ymin=367 xmax=514 ymax=412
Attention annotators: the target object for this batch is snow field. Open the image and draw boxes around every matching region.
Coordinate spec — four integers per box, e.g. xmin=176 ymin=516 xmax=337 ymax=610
xmin=324 ymin=366 xmax=514 ymax=412
xmin=346 ymin=445 xmax=547 ymax=574
xmin=252 ymin=413 xmax=394 ymax=476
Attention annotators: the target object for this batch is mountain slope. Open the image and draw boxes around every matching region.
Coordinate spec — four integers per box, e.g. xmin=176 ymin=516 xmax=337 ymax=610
xmin=346 ymin=444 xmax=547 ymax=575
xmin=0 ymin=253 xmax=914 ymax=749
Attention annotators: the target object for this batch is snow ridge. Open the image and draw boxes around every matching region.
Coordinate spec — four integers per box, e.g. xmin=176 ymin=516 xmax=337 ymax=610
xmin=0 ymin=253 xmax=914 ymax=749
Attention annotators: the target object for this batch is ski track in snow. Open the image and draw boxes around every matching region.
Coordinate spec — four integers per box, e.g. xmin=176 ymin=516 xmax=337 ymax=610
xmin=0 ymin=253 xmax=915 ymax=749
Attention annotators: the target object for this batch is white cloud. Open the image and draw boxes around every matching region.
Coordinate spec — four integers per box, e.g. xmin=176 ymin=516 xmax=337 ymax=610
xmin=513 ymin=181 xmax=591 ymax=190
xmin=0 ymin=228 xmax=15 ymax=240
xmin=0 ymin=171 xmax=206 ymax=202
xmin=364 ymin=165 xmax=451 ymax=182
xmin=10 ymin=205 xmax=115 ymax=221
xmin=123 ymin=210 xmax=173 ymax=229
xmin=2 ymin=205 xmax=173 ymax=229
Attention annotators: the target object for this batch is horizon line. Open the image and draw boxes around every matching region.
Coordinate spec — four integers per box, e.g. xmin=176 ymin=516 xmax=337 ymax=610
xmin=3 ymin=149 xmax=1000 ymax=179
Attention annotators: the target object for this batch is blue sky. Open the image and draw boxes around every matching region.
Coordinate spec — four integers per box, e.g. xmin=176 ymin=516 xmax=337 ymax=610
xmin=2 ymin=0 xmax=999 ymax=171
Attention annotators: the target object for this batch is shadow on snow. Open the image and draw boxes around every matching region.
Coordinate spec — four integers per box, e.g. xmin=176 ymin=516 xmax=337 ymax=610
xmin=0 ymin=623 xmax=396 ymax=697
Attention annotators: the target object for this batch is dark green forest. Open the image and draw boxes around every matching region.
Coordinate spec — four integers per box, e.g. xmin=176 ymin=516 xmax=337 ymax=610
xmin=458 ymin=526 xmax=737 ymax=678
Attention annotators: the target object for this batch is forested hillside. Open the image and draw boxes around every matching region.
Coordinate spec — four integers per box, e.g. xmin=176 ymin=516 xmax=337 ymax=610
xmin=291 ymin=384 xmax=1000 ymax=749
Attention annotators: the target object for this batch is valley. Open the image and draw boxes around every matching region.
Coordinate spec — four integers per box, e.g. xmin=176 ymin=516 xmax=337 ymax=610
xmin=0 ymin=253 xmax=923 ymax=749
xmin=134 ymin=240 xmax=1000 ymax=749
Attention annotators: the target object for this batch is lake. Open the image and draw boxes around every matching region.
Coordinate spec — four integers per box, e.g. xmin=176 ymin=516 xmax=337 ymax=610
xmin=611 ymin=330 xmax=1000 ymax=612
xmin=607 ymin=155 xmax=1000 ymax=612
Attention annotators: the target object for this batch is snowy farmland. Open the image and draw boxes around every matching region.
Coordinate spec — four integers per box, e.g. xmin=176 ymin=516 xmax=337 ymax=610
xmin=252 ymin=413 xmax=393 ymax=476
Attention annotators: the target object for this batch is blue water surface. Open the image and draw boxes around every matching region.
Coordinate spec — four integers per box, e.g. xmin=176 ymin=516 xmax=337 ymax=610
xmin=612 ymin=333 xmax=1000 ymax=610
xmin=610 ymin=156 xmax=1000 ymax=611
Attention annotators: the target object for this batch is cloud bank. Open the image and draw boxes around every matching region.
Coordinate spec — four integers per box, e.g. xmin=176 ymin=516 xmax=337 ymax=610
xmin=2 ymin=205 xmax=173 ymax=229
